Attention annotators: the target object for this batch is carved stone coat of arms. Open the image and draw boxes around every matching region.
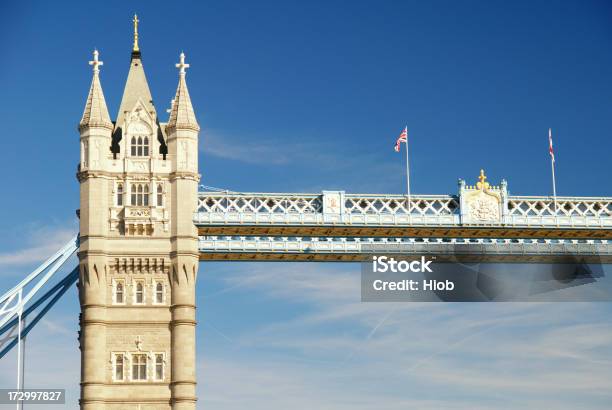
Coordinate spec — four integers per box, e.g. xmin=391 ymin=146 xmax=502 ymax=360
xmin=463 ymin=170 xmax=502 ymax=223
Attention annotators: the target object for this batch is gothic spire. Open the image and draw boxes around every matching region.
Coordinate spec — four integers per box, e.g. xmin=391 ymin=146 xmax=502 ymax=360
xmin=80 ymin=49 xmax=112 ymax=130
xmin=167 ymin=52 xmax=199 ymax=132
xmin=115 ymin=15 xmax=156 ymax=127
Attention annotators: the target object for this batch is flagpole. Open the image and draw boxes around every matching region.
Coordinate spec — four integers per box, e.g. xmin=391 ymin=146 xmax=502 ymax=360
xmin=405 ymin=126 xmax=411 ymax=211
xmin=549 ymin=128 xmax=557 ymax=214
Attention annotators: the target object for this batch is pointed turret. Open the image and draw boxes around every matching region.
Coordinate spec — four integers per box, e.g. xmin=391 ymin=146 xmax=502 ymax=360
xmin=79 ymin=50 xmax=112 ymax=131
xmin=166 ymin=52 xmax=200 ymax=408
xmin=167 ymin=52 xmax=199 ymax=132
xmin=115 ymin=14 xmax=156 ymax=127
xmin=79 ymin=50 xmax=113 ymax=174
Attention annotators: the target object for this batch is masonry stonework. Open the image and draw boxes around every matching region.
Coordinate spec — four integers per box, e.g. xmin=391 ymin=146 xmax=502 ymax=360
xmin=77 ymin=19 xmax=200 ymax=409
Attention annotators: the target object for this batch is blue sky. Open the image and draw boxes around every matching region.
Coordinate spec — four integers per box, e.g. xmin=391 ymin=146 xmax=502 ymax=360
xmin=0 ymin=0 xmax=611 ymax=408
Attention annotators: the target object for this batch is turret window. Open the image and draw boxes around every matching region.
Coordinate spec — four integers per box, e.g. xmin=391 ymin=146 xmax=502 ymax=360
xmin=156 ymin=184 xmax=163 ymax=206
xmin=130 ymin=184 xmax=150 ymax=206
xmin=134 ymin=281 xmax=145 ymax=304
xmin=130 ymin=136 xmax=150 ymax=157
xmin=143 ymin=185 xmax=149 ymax=206
xmin=154 ymin=282 xmax=164 ymax=304
xmin=114 ymin=354 xmax=124 ymax=381
xmin=116 ymin=184 xmax=124 ymax=206
xmin=114 ymin=281 xmax=125 ymax=304
xmin=154 ymin=354 xmax=164 ymax=381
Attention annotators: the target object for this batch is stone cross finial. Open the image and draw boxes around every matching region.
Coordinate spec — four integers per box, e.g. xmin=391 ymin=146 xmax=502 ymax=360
xmin=166 ymin=98 xmax=175 ymax=113
xmin=88 ymin=49 xmax=103 ymax=74
xmin=176 ymin=52 xmax=190 ymax=75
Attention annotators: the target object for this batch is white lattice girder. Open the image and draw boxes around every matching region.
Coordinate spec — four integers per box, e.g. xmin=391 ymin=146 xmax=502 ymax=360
xmin=195 ymin=192 xmax=612 ymax=229
xmin=197 ymin=194 xmax=323 ymax=214
xmin=508 ymin=197 xmax=612 ymax=217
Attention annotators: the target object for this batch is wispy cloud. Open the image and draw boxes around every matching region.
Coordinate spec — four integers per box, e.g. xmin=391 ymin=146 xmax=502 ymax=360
xmin=199 ymin=128 xmax=413 ymax=193
xmin=0 ymin=224 xmax=76 ymax=269
xmin=201 ymin=128 xmax=397 ymax=171
xmin=201 ymin=263 xmax=612 ymax=409
xmin=3 ymin=259 xmax=610 ymax=409
xmin=202 ymin=129 xmax=297 ymax=165
xmin=202 ymin=128 xmax=342 ymax=166
xmin=198 ymin=357 xmax=503 ymax=410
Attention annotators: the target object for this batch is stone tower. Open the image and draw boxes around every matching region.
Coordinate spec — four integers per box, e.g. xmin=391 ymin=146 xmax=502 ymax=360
xmin=77 ymin=16 xmax=199 ymax=409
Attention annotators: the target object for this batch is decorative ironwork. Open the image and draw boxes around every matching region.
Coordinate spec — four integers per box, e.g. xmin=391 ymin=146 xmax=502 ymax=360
xmin=343 ymin=195 xmax=459 ymax=216
xmin=508 ymin=197 xmax=612 ymax=218
xmin=196 ymin=192 xmax=612 ymax=230
xmin=197 ymin=194 xmax=322 ymax=214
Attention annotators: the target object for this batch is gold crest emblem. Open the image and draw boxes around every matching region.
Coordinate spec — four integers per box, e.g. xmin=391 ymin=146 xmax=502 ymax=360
xmin=464 ymin=170 xmax=502 ymax=223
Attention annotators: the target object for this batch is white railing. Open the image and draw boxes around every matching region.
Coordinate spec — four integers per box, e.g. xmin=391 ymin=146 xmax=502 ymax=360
xmin=197 ymin=193 xmax=323 ymax=214
xmin=343 ymin=194 xmax=459 ymax=215
xmin=508 ymin=196 xmax=612 ymax=218
xmin=195 ymin=192 xmax=612 ymax=229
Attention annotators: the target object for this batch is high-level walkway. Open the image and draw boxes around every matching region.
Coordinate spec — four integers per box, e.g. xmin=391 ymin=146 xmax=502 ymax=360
xmin=195 ymin=181 xmax=612 ymax=261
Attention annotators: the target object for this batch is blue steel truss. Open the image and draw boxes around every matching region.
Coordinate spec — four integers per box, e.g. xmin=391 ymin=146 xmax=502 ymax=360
xmin=0 ymin=236 xmax=79 ymax=363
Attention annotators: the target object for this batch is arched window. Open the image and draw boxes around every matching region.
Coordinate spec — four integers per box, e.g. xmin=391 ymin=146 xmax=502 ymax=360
xmin=130 ymin=136 xmax=150 ymax=157
xmin=137 ymin=185 xmax=143 ymax=206
xmin=157 ymin=184 xmax=163 ymax=206
xmin=143 ymin=185 xmax=149 ymax=206
xmin=154 ymin=354 xmax=164 ymax=381
xmin=155 ymin=282 xmax=164 ymax=304
xmin=114 ymin=354 xmax=124 ymax=381
xmin=135 ymin=281 xmax=144 ymax=304
xmin=131 ymin=184 xmax=137 ymax=206
xmin=115 ymin=282 xmax=124 ymax=304
xmin=131 ymin=354 xmax=147 ymax=380
xmin=117 ymin=184 xmax=123 ymax=207
xmin=130 ymin=184 xmax=150 ymax=206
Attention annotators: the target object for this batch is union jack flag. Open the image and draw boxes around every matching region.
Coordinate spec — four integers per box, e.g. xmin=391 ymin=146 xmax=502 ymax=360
xmin=548 ymin=128 xmax=555 ymax=163
xmin=394 ymin=126 xmax=408 ymax=152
